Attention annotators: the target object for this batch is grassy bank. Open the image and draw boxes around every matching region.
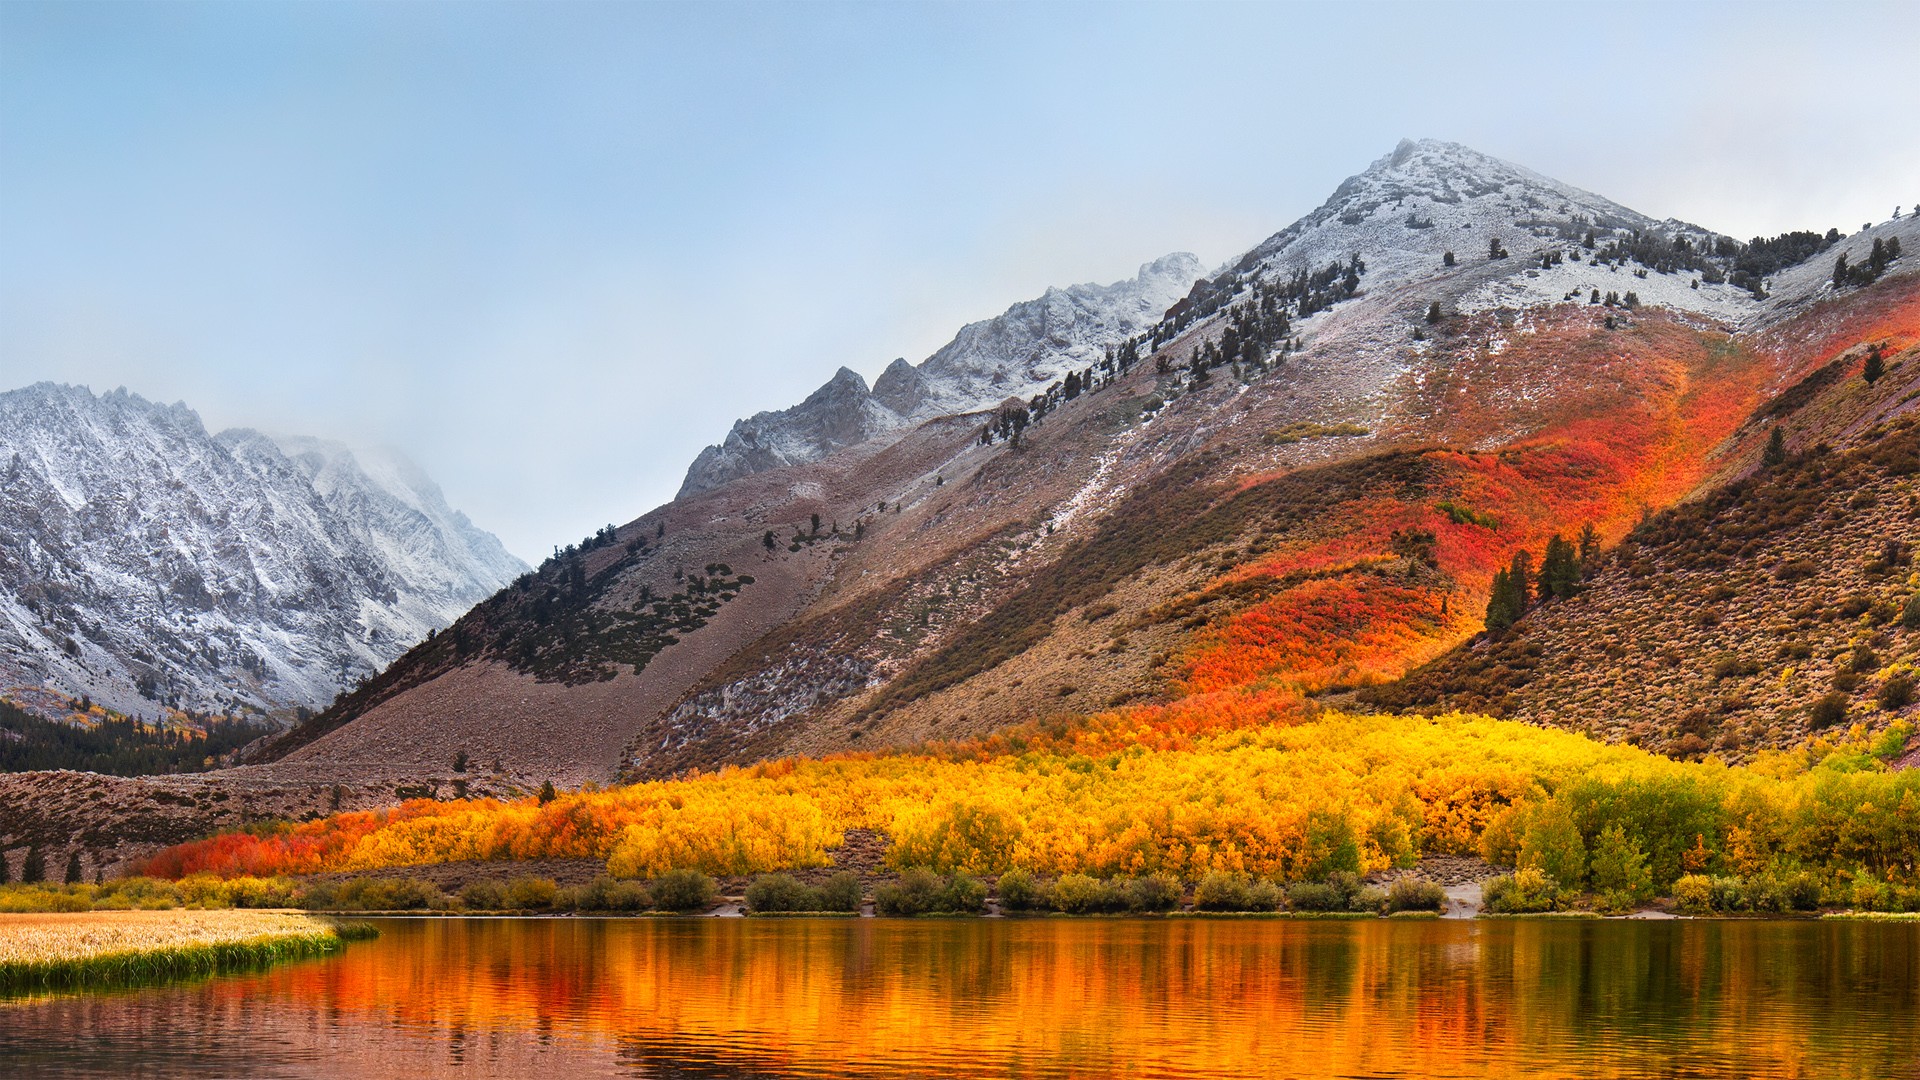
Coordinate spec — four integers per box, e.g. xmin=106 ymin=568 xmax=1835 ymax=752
xmin=0 ymin=909 xmax=373 ymax=992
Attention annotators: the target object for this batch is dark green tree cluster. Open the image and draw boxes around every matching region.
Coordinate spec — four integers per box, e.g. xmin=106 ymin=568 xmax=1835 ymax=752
xmin=0 ymin=699 xmax=271 ymax=776
xmin=1833 ymin=237 xmax=1902 ymax=289
xmin=1864 ymin=343 xmax=1886 ymax=385
xmin=1146 ymin=256 xmax=1366 ymax=350
xmin=1484 ymin=526 xmax=1600 ymax=632
xmin=1572 ymin=226 xmax=1843 ymax=300
xmin=1763 ymin=426 xmax=1789 ymax=468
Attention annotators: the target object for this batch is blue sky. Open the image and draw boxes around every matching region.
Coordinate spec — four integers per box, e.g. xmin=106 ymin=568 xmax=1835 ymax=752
xmin=3 ymin=1 xmax=1915 ymax=561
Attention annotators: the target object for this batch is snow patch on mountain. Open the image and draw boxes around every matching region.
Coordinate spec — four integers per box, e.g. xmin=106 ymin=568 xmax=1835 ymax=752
xmin=1458 ymin=259 xmax=1759 ymax=320
xmin=1241 ymin=138 xmax=1713 ymax=288
xmin=678 ymin=253 xmax=1205 ymax=496
xmin=0 ymin=383 xmax=527 ymax=721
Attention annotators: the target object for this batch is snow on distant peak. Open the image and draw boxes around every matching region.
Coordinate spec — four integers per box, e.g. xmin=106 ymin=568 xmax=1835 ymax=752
xmin=0 ymin=383 xmax=527 ymax=720
xmin=1234 ymin=138 xmax=1720 ymax=292
xmin=677 ymin=253 xmax=1204 ymax=496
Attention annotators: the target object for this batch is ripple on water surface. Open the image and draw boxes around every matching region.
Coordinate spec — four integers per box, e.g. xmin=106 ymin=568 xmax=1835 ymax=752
xmin=4 ymin=916 xmax=1916 ymax=1079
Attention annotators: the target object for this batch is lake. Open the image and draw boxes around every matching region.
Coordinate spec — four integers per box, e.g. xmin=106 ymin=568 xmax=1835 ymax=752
xmin=3 ymin=916 xmax=1915 ymax=1078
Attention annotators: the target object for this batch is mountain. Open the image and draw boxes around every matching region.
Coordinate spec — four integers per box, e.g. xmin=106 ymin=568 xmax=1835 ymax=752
xmin=677 ymin=253 xmax=1206 ymax=496
xmin=242 ymin=139 xmax=1916 ymax=792
xmin=9 ymin=139 xmax=1915 ymax=878
xmin=0 ymin=383 xmax=527 ymax=722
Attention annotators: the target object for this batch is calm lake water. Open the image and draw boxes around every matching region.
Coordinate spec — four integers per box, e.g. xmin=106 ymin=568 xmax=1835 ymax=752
xmin=3 ymin=916 xmax=1916 ymax=1079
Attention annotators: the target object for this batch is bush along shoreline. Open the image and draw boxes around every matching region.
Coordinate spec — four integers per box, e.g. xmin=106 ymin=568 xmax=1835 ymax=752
xmin=5 ymin=857 xmax=1909 ymax=921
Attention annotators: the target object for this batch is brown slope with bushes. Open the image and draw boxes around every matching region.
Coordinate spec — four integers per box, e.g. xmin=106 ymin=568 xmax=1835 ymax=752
xmin=1360 ymin=340 xmax=1920 ymax=759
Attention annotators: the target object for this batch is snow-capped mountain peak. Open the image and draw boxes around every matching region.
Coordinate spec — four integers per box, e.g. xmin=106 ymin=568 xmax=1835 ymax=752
xmin=0 ymin=383 xmax=527 ymax=721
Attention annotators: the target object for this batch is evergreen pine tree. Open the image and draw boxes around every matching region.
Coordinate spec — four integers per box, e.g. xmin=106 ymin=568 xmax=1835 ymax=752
xmin=1763 ymin=426 xmax=1788 ymax=468
xmin=1576 ymin=523 xmax=1602 ymax=576
xmin=1427 ymin=301 xmax=1443 ymax=324
xmin=1485 ymin=569 xmax=1517 ymax=631
xmin=1833 ymin=253 xmax=1851 ymax=287
xmin=1442 ymin=250 xmax=1456 ymax=267
xmin=1541 ymin=535 xmax=1580 ymax=599
xmin=0 ymin=850 xmax=10 ymax=885
xmin=538 ymin=780 xmax=557 ymax=805
xmin=22 ymin=846 xmax=45 ymax=884
xmin=1509 ymin=550 xmax=1535 ymax=613
xmin=64 ymin=850 xmax=83 ymax=885
xmin=1864 ymin=345 xmax=1885 ymax=385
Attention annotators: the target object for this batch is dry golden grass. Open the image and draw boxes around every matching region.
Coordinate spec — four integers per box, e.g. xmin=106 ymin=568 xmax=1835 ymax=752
xmin=0 ymin=909 xmax=327 ymax=964
xmin=0 ymin=909 xmax=361 ymax=990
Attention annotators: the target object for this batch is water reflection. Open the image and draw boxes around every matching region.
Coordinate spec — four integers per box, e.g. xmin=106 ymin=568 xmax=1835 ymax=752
xmin=4 ymin=917 xmax=1916 ymax=1078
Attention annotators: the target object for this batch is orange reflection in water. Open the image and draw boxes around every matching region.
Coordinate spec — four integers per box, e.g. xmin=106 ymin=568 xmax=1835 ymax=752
xmin=158 ymin=917 xmax=1920 ymax=1080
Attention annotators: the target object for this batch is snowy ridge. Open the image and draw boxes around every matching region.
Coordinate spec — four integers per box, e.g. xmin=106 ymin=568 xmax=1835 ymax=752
xmin=678 ymin=253 xmax=1205 ymax=496
xmin=0 ymin=383 xmax=527 ymax=721
xmin=1242 ymin=139 xmax=1708 ymax=286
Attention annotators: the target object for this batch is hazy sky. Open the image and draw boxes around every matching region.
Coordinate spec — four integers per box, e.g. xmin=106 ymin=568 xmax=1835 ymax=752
xmin=3 ymin=1 xmax=1915 ymax=561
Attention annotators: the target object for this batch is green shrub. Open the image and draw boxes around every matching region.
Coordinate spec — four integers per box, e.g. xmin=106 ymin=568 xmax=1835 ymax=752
xmin=1902 ymin=593 xmax=1920 ymax=630
xmin=176 ymin=876 xmax=236 ymax=908
xmin=1809 ymin=692 xmax=1850 ymax=729
xmin=1879 ymin=672 xmax=1915 ymax=711
xmin=313 ymin=877 xmax=443 ymax=911
xmin=1245 ymin=880 xmax=1284 ymax=912
xmin=939 ymin=874 xmax=988 ymax=914
xmin=1124 ymin=873 xmax=1182 ymax=913
xmin=1385 ymin=878 xmax=1446 ymax=913
xmin=818 ymin=871 xmax=862 ymax=913
xmin=0 ymin=884 xmax=92 ymax=913
xmin=1051 ymin=873 xmax=1123 ymax=914
xmin=1483 ymin=868 xmax=1559 ymax=914
xmin=1348 ymin=885 xmax=1387 ymax=913
xmin=1588 ymin=825 xmax=1653 ymax=911
xmin=875 ymin=869 xmax=945 ymax=915
xmin=746 ymin=873 xmax=819 ymax=913
xmin=1706 ymin=875 xmax=1750 ymax=912
xmin=461 ymin=880 xmax=507 ymax=911
xmin=1777 ymin=871 xmax=1824 ymax=912
xmin=1848 ymin=876 xmax=1891 ymax=913
xmin=874 ymin=870 xmax=985 ymax=915
xmin=574 ymin=875 xmax=651 ymax=912
xmin=221 ymin=876 xmax=301 ymax=909
xmin=1286 ymin=882 xmax=1345 ymax=912
xmin=1519 ymin=804 xmax=1587 ymax=890
xmin=504 ymin=877 xmax=559 ymax=911
xmin=651 ymin=869 xmax=717 ymax=912
xmin=995 ymin=869 xmax=1047 ymax=912
xmin=1672 ymin=874 xmax=1714 ymax=914
xmin=1193 ymin=872 xmax=1252 ymax=912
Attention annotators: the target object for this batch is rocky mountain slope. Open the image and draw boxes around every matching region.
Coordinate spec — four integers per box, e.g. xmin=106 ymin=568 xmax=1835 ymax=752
xmin=8 ymin=140 xmax=1915 ymax=878
xmin=1362 ymin=323 xmax=1920 ymax=758
xmin=678 ymin=254 xmax=1206 ymax=496
xmin=0 ymin=384 xmax=527 ymax=721
xmin=248 ymin=140 xmax=1916 ymax=789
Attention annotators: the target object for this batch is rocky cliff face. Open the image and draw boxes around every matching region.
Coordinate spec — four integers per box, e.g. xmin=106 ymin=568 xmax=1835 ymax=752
xmin=676 ymin=253 xmax=1206 ymax=496
xmin=0 ymin=383 xmax=526 ymax=720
